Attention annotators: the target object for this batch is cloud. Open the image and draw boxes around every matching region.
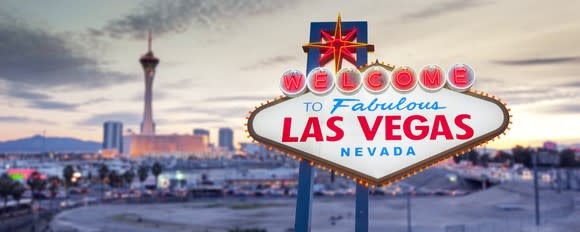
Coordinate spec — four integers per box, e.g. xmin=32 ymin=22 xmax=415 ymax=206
xmin=168 ymin=105 xmax=250 ymax=118
xmin=130 ymin=90 xmax=168 ymax=102
xmin=557 ymin=81 xmax=580 ymax=88
xmin=203 ymin=95 xmax=276 ymax=102
xmin=159 ymin=78 xmax=197 ymax=89
xmin=0 ymin=83 xmax=107 ymax=110
xmin=0 ymin=116 xmax=55 ymax=125
xmin=157 ymin=117 xmax=224 ymax=125
xmin=94 ymin=0 xmax=294 ymax=39
xmin=403 ymin=0 xmax=485 ymax=20
xmin=493 ymin=88 xmax=579 ymax=105
xmin=0 ymin=12 xmax=131 ymax=89
xmin=28 ymin=100 xmax=78 ymax=111
xmin=3 ymin=87 xmax=50 ymax=100
xmin=77 ymin=112 xmax=141 ymax=126
xmin=241 ymin=55 xmax=297 ymax=71
xmin=493 ymin=56 xmax=580 ymax=66
xmin=539 ymin=103 xmax=580 ymax=114
xmin=80 ymin=98 xmax=109 ymax=105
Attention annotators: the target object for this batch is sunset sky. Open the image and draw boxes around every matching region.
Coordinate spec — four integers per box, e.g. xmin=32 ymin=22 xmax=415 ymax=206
xmin=0 ymin=0 xmax=578 ymax=149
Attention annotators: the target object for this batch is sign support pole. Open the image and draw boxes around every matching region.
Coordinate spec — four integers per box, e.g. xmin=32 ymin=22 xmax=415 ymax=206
xmin=533 ymin=154 xmax=540 ymax=226
xmin=295 ymin=20 xmax=371 ymax=232
xmin=294 ymin=22 xmax=327 ymax=232
xmin=295 ymin=160 xmax=314 ymax=232
xmin=355 ymin=184 xmax=369 ymax=232
xmin=353 ymin=21 xmax=370 ymax=232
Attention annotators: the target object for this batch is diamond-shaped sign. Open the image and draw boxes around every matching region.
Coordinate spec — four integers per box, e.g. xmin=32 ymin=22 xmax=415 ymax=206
xmin=247 ymin=87 xmax=509 ymax=185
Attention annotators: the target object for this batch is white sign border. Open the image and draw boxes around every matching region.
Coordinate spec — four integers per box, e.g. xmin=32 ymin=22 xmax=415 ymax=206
xmin=246 ymin=89 xmax=511 ymax=186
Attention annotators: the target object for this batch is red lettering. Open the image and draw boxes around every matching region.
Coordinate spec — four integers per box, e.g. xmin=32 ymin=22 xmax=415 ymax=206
xmin=314 ymin=72 xmax=327 ymax=90
xmin=283 ymin=74 xmax=304 ymax=91
xmin=430 ymin=115 xmax=453 ymax=140
xmin=357 ymin=116 xmax=383 ymax=141
xmin=342 ymin=72 xmax=354 ymax=88
xmin=455 ymin=114 xmax=474 ymax=139
xmin=392 ymin=68 xmax=416 ymax=91
xmin=326 ymin=116 xmax=344 ymax=141
xmin=453 ymin=68 xmax=467 ymax=85
xmin=420 ymin=66 xmax=443 ymax=90
xmin=281 ymin=117 xmax=298 ymax=142
xmin=385 ymin=116 xmax=402 ymax=140
xmin=403 ymin=115 xmax=429 ymax=140
xmin=300 ymin=117 xmax=323 ymax=142
xmin=368 ymin=71 xmax=382 ymax=88
xmin=396 ymin=71 xmax=412 ymax=86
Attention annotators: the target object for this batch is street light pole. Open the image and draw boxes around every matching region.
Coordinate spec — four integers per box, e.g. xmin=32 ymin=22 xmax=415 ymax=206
xmin=533 ymin=154 xmax=540 ymax=226
xmin=407 ymin=188 xmax=412 ymax=232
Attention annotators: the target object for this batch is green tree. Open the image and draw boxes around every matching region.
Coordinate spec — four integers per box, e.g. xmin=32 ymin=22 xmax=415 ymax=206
xmin=48 ymin=176 xmax=60 ymax=211
xmin=98 ymin=164 xmax=109 ymax=201
xmin=123 ymin=169 xmax=135 ymax=188
xmin=62 ymin=165 xmax=75 ymax=199
xmin=27 ymin=171 xmax=47 ymax=216
xmin=138 ymin=165 xmax=149 ymax=187
xmin=109 ymin=170 xmax=123 ymax=188
xmin=513 ymin=145 xmax=533 ymax=167
xmin=0 ymin=174 xmax=14 ymax=208
xmin=452 ymin=152 xmax=464 ymax=164
xmin=480 ymin=153 xmax=490 ymax=167
xmin=87 ymin=171 xmax=93 ymax=183
xmin=152 ymin=162 xmax=163 ymax=189
xmin=493 ymin=151 xmax=513 ymax=165
xmin=559 ymin=148 xmax=578 ymax=190
xmin=560 ymin=149 xmax=577 ymax=167
xmin=466 ymin=150 xmax=479 ymax=165
xmin=11 ymin=182 xmax=26 ymax=207
xmin=27 ymin=171 xmax=47 ymax=199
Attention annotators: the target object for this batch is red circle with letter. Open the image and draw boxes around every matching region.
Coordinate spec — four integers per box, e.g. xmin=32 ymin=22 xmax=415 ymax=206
xmin=447 ymin=64 xmax=475 ymax=92
xmin=280 ymin=69 xmax=306 ymax=97
xmin=362 ymin=67 xmax=389 ymax=93
xmin=336 ymin=68 xmax=362 ymax=94
xmin=306 ymin=67 xmax=334 ymax=95
xmin=391 ymin=67 xmax=417 ymax=92
xmin=419 ymin=65 xmax=445 ymax=91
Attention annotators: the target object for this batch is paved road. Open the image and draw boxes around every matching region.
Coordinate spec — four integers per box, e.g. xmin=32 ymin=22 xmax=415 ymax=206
xmin=50 ymin=182 xmax=580 ymax=232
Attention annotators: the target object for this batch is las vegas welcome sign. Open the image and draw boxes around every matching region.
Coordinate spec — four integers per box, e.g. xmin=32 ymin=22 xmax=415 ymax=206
xmin=247 ymin=62 xmax=510 ymax=186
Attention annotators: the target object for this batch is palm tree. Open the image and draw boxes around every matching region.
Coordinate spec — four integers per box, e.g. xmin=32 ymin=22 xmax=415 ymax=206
xmin=138 ymin=165 xmax=149 ymax=188
xmin=48 ymin=176 xmax=60 ymax=211
xmin=0 ymin=174 xmax=14 ymax=209
xmin=11 ymin=183 xmax=26 ymax=207
xmin=98 ymin=164 xmax=109 ymax=202
xmin=27 ymin=171 xmax=47 ymax=198
xmin=62 ymin=165 xmax=75 ymax=199
xmin=151 ymin=162 xmax=163 ymax=189
xmin=123 ymin=169 xmax=135 ymax=189
xmin=108 ymin=170 xmax=122 ymax=189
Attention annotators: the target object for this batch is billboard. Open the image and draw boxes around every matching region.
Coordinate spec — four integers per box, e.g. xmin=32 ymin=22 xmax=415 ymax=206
xmin=247 ymin=62 xmax=510 ymax=185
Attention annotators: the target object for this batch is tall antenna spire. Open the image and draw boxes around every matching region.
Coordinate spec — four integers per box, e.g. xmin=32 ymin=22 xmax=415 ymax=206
xmin=148 ymin=29 xmax=152 ymax=52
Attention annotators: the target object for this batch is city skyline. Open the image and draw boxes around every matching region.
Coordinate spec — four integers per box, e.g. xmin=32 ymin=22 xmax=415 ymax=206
xmin=0 ymin=0 xmax=579 ymax=149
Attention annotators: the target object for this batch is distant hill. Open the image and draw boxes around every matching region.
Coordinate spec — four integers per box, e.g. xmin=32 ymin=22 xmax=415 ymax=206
xmin=0 ymin=135 xmax=100 ymax=153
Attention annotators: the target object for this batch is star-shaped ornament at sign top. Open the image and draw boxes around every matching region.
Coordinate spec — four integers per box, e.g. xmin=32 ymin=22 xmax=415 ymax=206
xmin=302 ymin=14 xmax=375 ymax=73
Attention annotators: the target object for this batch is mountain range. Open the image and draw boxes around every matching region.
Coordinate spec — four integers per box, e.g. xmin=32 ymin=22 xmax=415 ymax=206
xmin=0 ymin=135 xmax=100 ymax=153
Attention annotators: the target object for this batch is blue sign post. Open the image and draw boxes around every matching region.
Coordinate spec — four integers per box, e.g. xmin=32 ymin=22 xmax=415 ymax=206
xmin=295 ymin=19 xmax=371 ymax=232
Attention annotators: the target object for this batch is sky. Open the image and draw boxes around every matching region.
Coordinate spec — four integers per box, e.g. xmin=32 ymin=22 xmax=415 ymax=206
xmin=0 ymin=0 xmax=578 ymax=149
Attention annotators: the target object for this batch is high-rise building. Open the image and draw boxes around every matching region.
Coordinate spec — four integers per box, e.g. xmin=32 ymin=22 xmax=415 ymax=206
xmin=127 ymin=32 xmax=208 ymax=158
xmin=140 ymin=31 xmax=159 ymax=135
xmin=193 ymin=128 xmax=209 ymax=136
xmin=193 ymin=128 xmax=210 ymax=143
xmin=103 ymin=121 xmax=123 ymax=153
xmin=218 ymin=128 xmax=234 ymax=151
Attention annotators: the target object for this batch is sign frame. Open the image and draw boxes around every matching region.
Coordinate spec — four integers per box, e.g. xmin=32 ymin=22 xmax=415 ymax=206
xmin=247 ymin=87 xmax=511 ymax=185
